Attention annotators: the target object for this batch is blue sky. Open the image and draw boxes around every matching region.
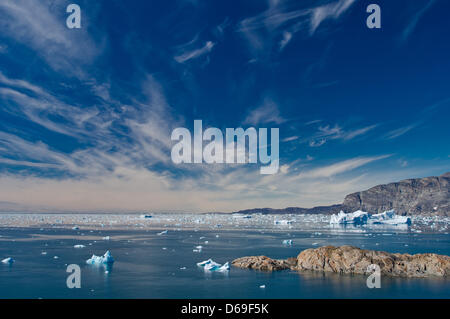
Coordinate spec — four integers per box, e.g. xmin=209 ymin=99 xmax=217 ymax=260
xmin=0 ymin=0 xmax=449 ymax=212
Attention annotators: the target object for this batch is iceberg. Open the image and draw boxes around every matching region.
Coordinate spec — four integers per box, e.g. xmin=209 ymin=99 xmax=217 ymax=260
xmin=140 ymin=214 xmax=152 ymax=219
xmin=282 ymin=239 xmax=293 ymax=245
xmin=330 ymin=209 xmax=411 ymax=226
xmin=86 ymin=251 xmax=115 ymax=265
xmin=368 ymin=209 xmax=411 ymax=225
xmin=330 ymin=210 xmax=369 ymax=225
xmin=2 ymin=257 xmax=14 ymax=264
xmin=197 ymin=259 xmax=230 ymax=272
xmin=157 ymin=230 xmax=168 ymax=236
xmin=74 ymin=244 xmax=85 ymax=248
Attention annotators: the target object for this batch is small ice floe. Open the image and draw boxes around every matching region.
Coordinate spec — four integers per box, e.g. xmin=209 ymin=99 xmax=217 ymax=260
xmin=53 ymin=256 xmax=59 ymax=259
xmin=2 ymin=257 xmax=14 ymax=264
xmin=102 ymin=236 xmax=110 ymax=241
xmin=157 ymin=230 xmax=168 ymax=236
xmin=41 ymin=251 xmax=47 ymax=255
xmin=282 ymin=239 xmax=293 ymax=245
xmin=86 ymin=251 xmax=114 ymax=265
xmin=193 ymin=245 xmax=203 ymax=253
xmin=180 ymin=267 xmax=187 ymax=270
xmin=312 ymin=242 xmax=318 ymax=246
xmin=259 ymin=285 xmax=266 ymax=289
xmin=197 ymin=259 xmax=230 ymax=272
xmin=74 ymin=244 xmax=86 ymax=249
xmin=274 ymin=220 xmax=293 ymax=225
xmin=72 ymin=226 xmax=79 ymax=230
xmin=330 ymin=210 xmax=368 ymax=225
xmin=140 ymin=214 xmax=152 ymax=219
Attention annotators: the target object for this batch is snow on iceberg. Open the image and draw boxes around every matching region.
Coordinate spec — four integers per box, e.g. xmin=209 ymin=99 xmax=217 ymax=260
xmin=197 ymin=259 xmax=230 ymax=272
xmin=86 ymin=251 xmax=115 ymax=265
xmin=330 ymin=210 xmax=368 ymax=225
xmin=330 ymin=209 xmax=411 ymax=225
xmin=2 ymin=257 xmax=14 ymax=264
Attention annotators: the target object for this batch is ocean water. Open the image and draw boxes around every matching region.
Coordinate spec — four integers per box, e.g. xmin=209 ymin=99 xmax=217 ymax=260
xmin=0 ymin=214 xmax=449 ymax=299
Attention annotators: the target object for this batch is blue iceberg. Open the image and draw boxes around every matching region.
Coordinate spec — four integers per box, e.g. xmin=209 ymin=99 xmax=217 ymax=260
xmin=86 ymin=251 xmax=114 ymax=265
xmin=197 ymin=259 xmax=230 ymax=272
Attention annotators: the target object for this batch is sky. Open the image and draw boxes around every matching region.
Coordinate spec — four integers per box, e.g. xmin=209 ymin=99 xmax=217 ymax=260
xmin=0 ymin=0 xmax=449 ymax=213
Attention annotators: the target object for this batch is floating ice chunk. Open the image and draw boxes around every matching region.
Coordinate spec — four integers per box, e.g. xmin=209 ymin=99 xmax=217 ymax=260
xmin=157 ymin=230 xmax=168 ymax=236
xmin=102 ymin=236 xmax=110 ymax=240
xmin=72 ymin=226 xmax=79 ymax=230
xmin=86 ymin=251 xmax=115 ymax=265
xmin=2 ymin=257 xmax=14 ymax=264
xmin=140 ymin=214 xmax=152 ymax=219
xmin=197 ymin=258 xmax=229 ymax=272
xmin=216 ymin=262 xmax=230 ymax=272
xmin=282 ymin=239 xmax=293 ymax=245
xmin=274 ymin=220 xmax=293 ymax=225
xmin=197 ymin=258 xmax=220 ymax=267
xmin=74 ymin=244 xmax=85 ymax=248
xmin=259 ymin=285 xmax=266 ymax=289
xmin=330 ymin=210 xmax=369 ymax=225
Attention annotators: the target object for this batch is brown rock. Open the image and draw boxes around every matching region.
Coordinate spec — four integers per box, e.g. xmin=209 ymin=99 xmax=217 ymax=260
xmin=232 ymin=246 xmax=450 ymax=278
xmin=231 ymin=256 xmax=290 ymax=271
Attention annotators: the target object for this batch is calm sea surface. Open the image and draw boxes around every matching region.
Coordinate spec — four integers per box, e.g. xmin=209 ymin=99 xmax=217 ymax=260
xmin=1 ymin=216 xmax=449 ymax=299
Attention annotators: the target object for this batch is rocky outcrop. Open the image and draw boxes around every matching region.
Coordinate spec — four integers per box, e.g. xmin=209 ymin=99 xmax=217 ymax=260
xmin=231 ymin=256 xmax=293 ymax=271
xmin=342 ymin=172 xmax=450 ymax=216
xmin=232 ymin=246 xmax=450 ymax=278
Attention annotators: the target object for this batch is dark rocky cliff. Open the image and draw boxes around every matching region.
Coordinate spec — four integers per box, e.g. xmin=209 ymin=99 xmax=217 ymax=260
xmin=342 ymin=172 xmax=450 ymax=216
xmin=232 ymin=172 xmax=450 ymax=216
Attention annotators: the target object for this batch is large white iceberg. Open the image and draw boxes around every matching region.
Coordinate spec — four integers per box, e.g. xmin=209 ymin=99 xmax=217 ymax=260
xmin=330 ymin=210 xmax=369 ymax=225
xmin=368 ymin=209 xmax=411 ymax=225
xmin=330 ymin=209 xmax=411 ymax=225
xmin=197 ymin=259 xmax=230 ymax=272
xmin=86 ymin=251 xmax=114 ymax=265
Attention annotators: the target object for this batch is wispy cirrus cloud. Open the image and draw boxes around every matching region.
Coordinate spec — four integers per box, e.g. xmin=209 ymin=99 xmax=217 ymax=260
xmin=237 ymin=0 xmax=357 ymax=55
xmin=0 ymin=0 xmax=102 ymax=76
xmin=383 ymin=124 xmax=418 ymax=140
xmin=400 ymin=0 xmax=436 ymax=44
xmin=174 ymin=39 xmax=216 ymax=63
xmin=307 ymin=123 xmax=378 ymax=147
xmin=243 ymin=98 xmax=285 ymax=126
xmin=295 ymin=155 xmax=391 ymax=179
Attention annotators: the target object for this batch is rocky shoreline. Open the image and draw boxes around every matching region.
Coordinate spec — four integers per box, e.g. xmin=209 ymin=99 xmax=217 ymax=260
xmin=232 ymin=245 xmax=450 ymax=278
